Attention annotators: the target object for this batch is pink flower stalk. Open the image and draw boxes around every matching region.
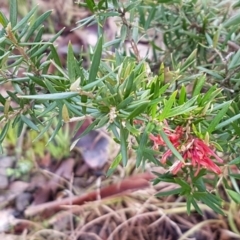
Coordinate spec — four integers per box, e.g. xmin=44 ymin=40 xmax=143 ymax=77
xmin=149 ymin=126 xmax=223 ymax=176
xmin=149 ymin=133 xmax=165 ymax=150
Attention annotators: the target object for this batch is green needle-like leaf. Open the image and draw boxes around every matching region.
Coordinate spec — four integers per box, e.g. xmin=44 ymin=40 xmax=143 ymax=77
xmin=88 ymin=35 xmax=103 ymax=83
xmin=159 ymin=130 xmax=185 ymax=162
xmin=120 ymin=123 xmax=128 ymax=166
xmin=159 ymin=90 xmax=177 ymax=121
xmin=9 ymin=0 xmax=18 ymax=27
xmin=21 ymin=114 xmax=39 ymax=132
xmin=67 ymin=42 xmax=76 ymax=83
xmin=19 ymin=92 xmax=79 ymax=100
xmin=207 ymin=101 xmax=232 ymax=133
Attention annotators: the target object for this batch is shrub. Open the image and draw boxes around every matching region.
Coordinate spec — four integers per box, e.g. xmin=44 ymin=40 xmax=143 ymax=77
xmin=1 ymin=0 xmax=240 ymax=214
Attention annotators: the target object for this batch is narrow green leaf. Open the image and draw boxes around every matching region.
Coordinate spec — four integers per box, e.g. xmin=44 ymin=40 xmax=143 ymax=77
xmin=194 ymin=192 xmax=223 ymax=214
xmin=49 ymin=45 xmax=63 ymax=69
xmin=125 ymin=1 xmax=142 ymax=11
xmin=186 ymin=196 xmax=192 ymax=215
xmin=167 ymin=96 xmax=197 ymax=118
xmin=25 ymin=10 xmax=52 ymax=41
xmin=194 ymin=174 xmax=207 ymax=191
xmin=67 ymin=42 xmax=76 ymax=83
xmin=159 ymin=130 xmax=185 ymax=162
xmin=0 ymin=122 xmax=10 ymax=142
xmin=178 ymin=85 xmax=186 ymax=105
xmin=157 ymin=0 xmax=180 ymax=2
xmin=159 ymin=90 xmax=177 ymax=121
xmin=155 ymin=187 xmax=182 ymax=197
xmin=117 ymin=95 xmax=134 ymax=110
xmin=228 ymin=49 xmax=240 ymax=70
xmin=200 ymin=87 xmax=221 ymax=106
xmin=127 ymin=102 xmax=149 ymax=119
xmin=216 ymin=113 xmax=240 ymax=130
xmin=73 ymin=15 xmax=95 ymax=31
xmin=207 ymin=101 xmax=231 ymax=133
xmin=125 ymin=122 xmax=139 ymax=136
xmin=86 ymin=0 xmax=96 ymax=11
xmin=226 ymin=189 xmax=240 ymax=204
xmin=191 ymin=198 xmax=203 ymax=215
xmin=174 ymin=178 xmax=191 ymax=191
xmin=192 ymin=75 xmax=206 ymax=97
xmin=136 ymin=124 xmax=150 ymax=167
xmin=20 ymin=114 xmax=39 ymax=132
xmin=48 ymin=118 xmax=62 ymax=144
xmin=197 ymin=66 xmax=223 ymax=80
xmin=107 ymin=153 xmax=121 ymax=177
xmin=48 ymin=60 xmax=69 ymax=79
xmin=9 ymin=0 xmax=18 ymax=27
xmin=88 ymin=35 xmax=103 ymax=83
xmin=18 ymin=23 xmax=30 ymax=40
xmin=124 ymin=72 xmax=134 ymax=98
xmin=229 ymin=173 xmax=240 ymax=180
xmin=223 ymin=13 xmax=240 ymax=28
xmin=31 ymin=28 xmax=64 ymax=58
xmin=120 ymin=123 xmax=128 ymax=166
xmin=17 ymin=119 xmax=24 ymax=137
xmin=12 ymin=115 xmax=20 ymax=128
xmin=204 ymin=192 xmax=222 ymax=206
xmin=109 ymin=153 xmax=121 ymax=170
xmin=205 ymin=32 xmax=213 ymax=46
xmin=7 ymin=91 xmax=20 ymax=104
xmin=18 ymin=92 xmax=79 ymax=100
xmin=62 ymin=104 xmax=70 ymax=123
xmin=213 ymin=28 xmax=220 ymax=48
xmin=180 ymin=49 xmax=197 ymax=72
xmin=112 ymin=0 xmax=118 ymax=8
xmin=97 ymin=115 xmax=108 ymax=128
xmin=0 ymin=11 xmax=9 ymax=27
xmin=103 ymin=38 xmax=121 ymax=48
xmin=120 ymin=25 xmax=127 ymax=43
xmin=33 ymin=118 xmax=53 ymax=142
xmin=229 ymin=156 xmax=240 ymax=165
xmin=201 ymin=196 xmax=224 ymax=215
xmin=44 ymin=78 xmax=57 ymax=93
xmin=132 ymin=21 xmax=139 ymax=43
xmin=12 ymin=5 xmax=38 ymax=31
xmin=145 ymin=7 xmax=156 ymax=30
xmin=28 ymin=75 xmax=46 ymax=88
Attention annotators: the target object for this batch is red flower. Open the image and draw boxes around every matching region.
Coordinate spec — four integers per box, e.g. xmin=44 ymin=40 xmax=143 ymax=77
xmin=169 ymin=161 xmax=185 ymax=175
xmin=149 ymin=125 xmax=223 ymax=176
xmin=187 ymin=139 xmax=222 ymax=176
xmin=149 ymin=133 xmax=165 ymax=150
xmin=161 ymin=149 xmax=173 ymax=164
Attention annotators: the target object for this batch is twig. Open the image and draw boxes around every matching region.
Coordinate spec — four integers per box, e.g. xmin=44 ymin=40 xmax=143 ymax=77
xmin=227 ymin=40 xmax=240 ymax=50
xmin=119 ymin=8 xmax=141 ymax=62
xmin=24 ymin=171 xmax=154 ymax=217
xmin=107 ymin=210 xmax=162 ymax=240
xmin=5 ymin=23 xmax=40 ymax=75
xmin=222 ymin=65 xmax=240 ymax=86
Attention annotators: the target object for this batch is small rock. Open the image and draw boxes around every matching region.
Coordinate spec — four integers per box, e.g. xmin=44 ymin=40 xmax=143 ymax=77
xmin=15 ymin=192 xmax=32 ymax=212
xmin=0 ymin=156 xmax=16 ymax=168
xmin=0 ymin=209 xmax=15 ymax=232
xmin=9 ymin=181 xmax=29 ymax=194
xmin=0 ymin=156 xmax=16 ymax=190
xmin=0 ymin=171 xmax=9 ymax=189
xmin=0 ymin=234 xmax=19 ymax=240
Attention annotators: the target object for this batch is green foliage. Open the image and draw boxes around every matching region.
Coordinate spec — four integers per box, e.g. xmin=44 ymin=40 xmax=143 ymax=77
xmin=1 ymin=0 xmax=240 ymax=216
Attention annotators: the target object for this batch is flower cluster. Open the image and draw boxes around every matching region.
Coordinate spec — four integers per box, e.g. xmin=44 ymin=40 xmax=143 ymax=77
xmin=149 ymin=125 xmax=223 ymax=176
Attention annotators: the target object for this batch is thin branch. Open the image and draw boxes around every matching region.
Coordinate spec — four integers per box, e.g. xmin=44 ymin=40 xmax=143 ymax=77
xmin=119 ymin=9 xmax=141 ymax=62
xmin=24 ymin=172 xmax=155 ymax=217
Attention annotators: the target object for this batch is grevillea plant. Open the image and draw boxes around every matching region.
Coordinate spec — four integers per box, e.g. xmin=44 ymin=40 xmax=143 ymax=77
xmin=1 ymin=0 xmax=240 ymax=215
